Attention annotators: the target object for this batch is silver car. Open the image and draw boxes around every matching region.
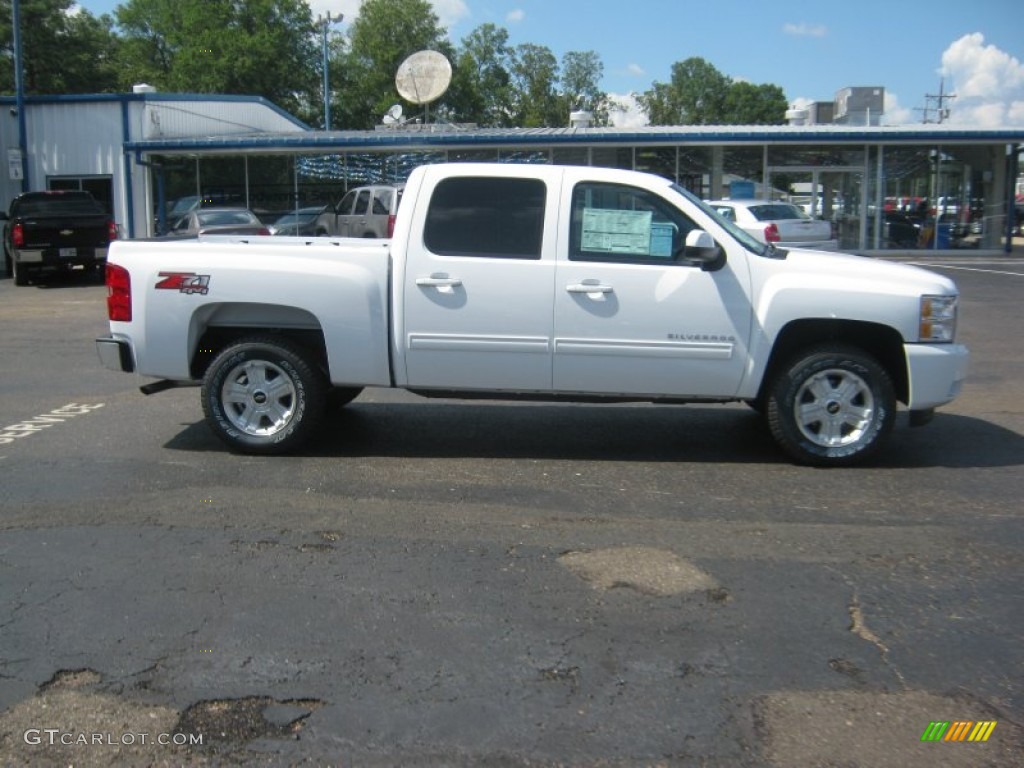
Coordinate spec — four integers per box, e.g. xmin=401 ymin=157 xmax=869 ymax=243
xmin=318 ymin=184 xmax=405 ymax=238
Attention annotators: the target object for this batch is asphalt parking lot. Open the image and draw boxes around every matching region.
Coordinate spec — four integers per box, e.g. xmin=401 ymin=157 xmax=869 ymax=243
xmin=0 ymin=255 xmax=1022 ymax=767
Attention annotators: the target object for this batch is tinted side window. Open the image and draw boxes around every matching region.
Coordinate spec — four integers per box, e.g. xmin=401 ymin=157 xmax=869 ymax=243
xmin=353 ymin=190 xmax=371 ymax=215
xmin=337 ymin=190 xmax=357 ymax=214
xmin=570 ymin=183 xmax=700 ymax=264
xmin=372 ymin=190 xmax=392 ymax=215
xmin=424 ymin=177 xmax=546 ymax=259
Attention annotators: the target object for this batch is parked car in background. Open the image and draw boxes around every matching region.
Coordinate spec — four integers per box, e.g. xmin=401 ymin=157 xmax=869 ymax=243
xmin=873 ymin=210 xmax=921 ymax=249
xmin=706 ymin=199 xmax=837 ymax=251
xmin=168 ymin=208 xmax=270 ymax=237
xmin=317 ymin=184 xmax=404 ymax=238
xmin=268 ymin=206 xmax=329 ymax=236
xmin=1 ymin=190 xmax=118 ymax=285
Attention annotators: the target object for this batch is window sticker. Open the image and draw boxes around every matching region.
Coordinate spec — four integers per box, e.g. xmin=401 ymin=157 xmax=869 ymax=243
xmin=581 ymin=208 xmax=652 ymax=255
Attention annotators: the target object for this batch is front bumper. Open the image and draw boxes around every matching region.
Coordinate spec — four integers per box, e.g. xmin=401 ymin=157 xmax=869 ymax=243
xmin=96 ymin=335 xmax=134 ymax=373
xmin=905 ymin=343 xmax=969 ymax=410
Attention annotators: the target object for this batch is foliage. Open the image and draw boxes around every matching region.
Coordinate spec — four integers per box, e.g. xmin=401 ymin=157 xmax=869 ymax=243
xmin=0 ymin=0 xmax=120 ymax=94
xmin=639 ymin=56 xmax=787 ymax=125
xmin=336 ymin=0 xmax=453 ymax=129
xmin=114 ymin=0 xmax=317 ymax=117
xmin=0 ymin=0 xmax=788 ymax=131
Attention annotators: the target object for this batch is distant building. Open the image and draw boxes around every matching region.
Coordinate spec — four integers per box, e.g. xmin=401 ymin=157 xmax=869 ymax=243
xmin=786 ymin=86 xmax=884 ymax=127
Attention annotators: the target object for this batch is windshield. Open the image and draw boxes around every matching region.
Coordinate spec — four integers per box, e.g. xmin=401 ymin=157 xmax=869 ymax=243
xmin=668 ymin=184 xmax=769 ymax=255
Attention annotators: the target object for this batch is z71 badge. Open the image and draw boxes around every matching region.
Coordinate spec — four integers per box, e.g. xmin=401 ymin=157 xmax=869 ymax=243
xmin=155 ymin=272 xmax=210 ymax=295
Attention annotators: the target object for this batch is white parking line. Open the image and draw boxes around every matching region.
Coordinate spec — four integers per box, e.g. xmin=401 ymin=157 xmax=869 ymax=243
xmin=0 ymin=403 xmax=105 ymax=445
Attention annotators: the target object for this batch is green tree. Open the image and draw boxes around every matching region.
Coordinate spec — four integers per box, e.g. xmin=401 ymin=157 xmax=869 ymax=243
xmin=509 ymin=43 xmax=560 ymax=127
xmin=0 ymin=0 xmax=120 ymax=94
xmin=114 ymin=0 xmax=317 ymax=116
xmin=723 ymin=81 xmax=788 ymax=125
xmin=338 ymin=0 xmax=453 ymax=129
xmin=559 ymin=50 xmax=609 ymax=126
xmin=639 ymin=56 xmax=787 ymax=126
xmin=452 ymin=23 xmax=514 ymax=127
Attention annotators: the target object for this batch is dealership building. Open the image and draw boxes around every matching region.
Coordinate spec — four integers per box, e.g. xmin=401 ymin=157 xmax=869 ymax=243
xmin=2 ymin=87 xmax=1023 ymax=256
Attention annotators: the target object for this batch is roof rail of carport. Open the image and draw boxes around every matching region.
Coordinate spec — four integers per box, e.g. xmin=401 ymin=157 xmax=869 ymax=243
xmin=124 ymin=123 xmax=1024 ymax=155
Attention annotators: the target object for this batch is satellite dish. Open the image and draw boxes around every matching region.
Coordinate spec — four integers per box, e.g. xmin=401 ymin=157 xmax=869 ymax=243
xmin=382 ymin=103 xmax=404 ymax=125
xmin=395 ymin=50 xmax=452 ymax=106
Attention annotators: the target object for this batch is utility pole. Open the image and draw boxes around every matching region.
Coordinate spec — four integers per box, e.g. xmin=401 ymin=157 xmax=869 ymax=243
xmin=317 ymin=12 xmax=343 ymax=131
xmin=12 ymin=0 xmax=29 ymax=192
xmin=917 ymin=77 xmax=956 ymax=124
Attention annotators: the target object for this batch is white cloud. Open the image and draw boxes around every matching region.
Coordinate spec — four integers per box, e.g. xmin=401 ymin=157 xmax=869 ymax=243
xmin=940 ymin=33 xmax=1024 ymax=126
xmin=783 ymin=22 xmax=827 ymax=38
xmin=608 ymin=93 xmax=647 ymax=128
xmin=882 ymin=92 xmax=914 ymax=126
xmin=625 ymin=63 xmax=645 ymax=78
xmin=507 ymin=9 xmax=525 ymax=24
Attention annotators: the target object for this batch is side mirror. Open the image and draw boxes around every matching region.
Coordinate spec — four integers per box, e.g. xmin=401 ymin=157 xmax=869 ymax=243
xmin=683 ymin=229 xmax=725 ymax=270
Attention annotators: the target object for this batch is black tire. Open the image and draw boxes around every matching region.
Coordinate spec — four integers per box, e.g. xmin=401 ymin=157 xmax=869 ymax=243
xmin=12 ymin=258 xmax=28 ymax=286
xmin=201 ymin=336 xmax=328 ymax=454
xmin=766 ymin=345 xmax=896 ymax=467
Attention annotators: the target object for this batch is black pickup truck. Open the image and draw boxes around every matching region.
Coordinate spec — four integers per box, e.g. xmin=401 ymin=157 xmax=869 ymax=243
xmin=1 ymin=190 xmax=117 ymax=286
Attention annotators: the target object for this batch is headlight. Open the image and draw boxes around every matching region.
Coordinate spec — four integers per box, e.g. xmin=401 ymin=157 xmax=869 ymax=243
xmin=919 ymin=295 xmax=958 ymax=342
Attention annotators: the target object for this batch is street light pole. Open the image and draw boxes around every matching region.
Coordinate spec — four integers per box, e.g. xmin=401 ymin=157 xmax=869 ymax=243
xmin=318 ymin=12 xmax=343 ymax=131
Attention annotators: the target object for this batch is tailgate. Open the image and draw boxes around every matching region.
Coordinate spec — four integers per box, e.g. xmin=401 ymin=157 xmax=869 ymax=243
xmin=19 ymin=216 xmax=110 ymax=249
xmin=775 ymin=218 xmax=832 ymax=242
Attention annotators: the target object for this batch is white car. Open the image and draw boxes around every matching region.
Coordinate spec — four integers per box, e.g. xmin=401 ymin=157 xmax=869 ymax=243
xmin=707 ymin=199 xmax=837 ymax=251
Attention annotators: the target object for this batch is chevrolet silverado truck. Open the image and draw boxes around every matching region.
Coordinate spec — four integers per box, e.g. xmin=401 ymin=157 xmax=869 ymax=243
xmin=96 ymin=163 xmax=968 ymax=466
xmin=2 ymin=190 xmax=118 ymax=285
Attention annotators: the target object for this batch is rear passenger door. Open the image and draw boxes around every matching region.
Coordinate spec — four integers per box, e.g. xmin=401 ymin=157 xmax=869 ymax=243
xmin=333 ymin=189 xmax=357 ymax=236
xmin=400 ymin=170 xmax=560 ymax=392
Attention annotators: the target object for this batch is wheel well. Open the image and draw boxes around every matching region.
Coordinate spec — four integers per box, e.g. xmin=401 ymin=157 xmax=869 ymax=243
xmin=191 ymin=327 xmax=329 ymax=379
xmin=759 ymin=320 xmax=908 ymax=404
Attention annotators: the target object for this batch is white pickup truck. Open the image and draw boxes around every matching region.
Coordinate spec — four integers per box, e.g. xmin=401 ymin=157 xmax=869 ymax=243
xmin=96 ymin=163 xmax=968 ymax=466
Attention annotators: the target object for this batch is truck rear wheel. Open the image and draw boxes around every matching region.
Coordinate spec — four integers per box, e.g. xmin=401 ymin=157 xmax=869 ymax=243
xmin=12 ymin=258 xmax=28 ymax=286
xmin=766 ymin=345 xmax=896 ymax=467
xmin=201 ymin=337 xmax=328 ymax=454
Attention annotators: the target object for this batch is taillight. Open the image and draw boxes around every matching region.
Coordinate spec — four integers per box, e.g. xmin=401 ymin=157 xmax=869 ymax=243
xmin=12 ymin=223 xmax=24 ymax=248
xmin=107 ymin=221 xmax=119 ymax=241
xmin=106 ymin=263 xmax=131 ymax=322
xmin=764 ymin=223 xmax=781 ymax=243
xmin=387 ymin=214 xmax=396 ymax=238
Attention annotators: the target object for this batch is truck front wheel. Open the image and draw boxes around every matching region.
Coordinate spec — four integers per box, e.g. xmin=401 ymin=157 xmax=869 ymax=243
xmin=201 ymin=337 xmax=328 ymax=454
xmin=766 ymin=345 xmax=896 ymax=467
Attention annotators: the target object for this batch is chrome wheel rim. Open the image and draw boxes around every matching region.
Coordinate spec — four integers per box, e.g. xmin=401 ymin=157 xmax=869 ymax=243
xmin=793 ymin=368 xmax=875 ymax=448
xmin=220 ymin=359 xmax=296 ymax=437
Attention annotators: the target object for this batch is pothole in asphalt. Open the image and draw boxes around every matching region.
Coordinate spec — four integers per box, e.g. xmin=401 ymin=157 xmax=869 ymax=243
xmin=175 ymin=696 xmax=324 ymax=746
xmin=755 ymin=690 xmax=1021 ymax=768
xmin=559 ymin=546 xmax=720 ymax=597
xmin=0 ymin=668 xmax=325 ymax=767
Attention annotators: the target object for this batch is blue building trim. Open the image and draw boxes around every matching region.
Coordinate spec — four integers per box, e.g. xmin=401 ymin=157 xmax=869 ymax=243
xmin=120 ymin=100 xmax=135 ymax=238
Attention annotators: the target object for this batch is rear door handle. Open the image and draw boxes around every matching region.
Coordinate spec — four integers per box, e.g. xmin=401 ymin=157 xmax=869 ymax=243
xmin=566 ymin=282 xmax=612 ymax=294
xmin=416 ymin=275 xmax=463 ymax=288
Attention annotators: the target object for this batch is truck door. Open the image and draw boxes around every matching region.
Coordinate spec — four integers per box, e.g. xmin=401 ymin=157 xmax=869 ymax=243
xmin=400 ymin=172 xmax=559 ymax=391
xmin=348 ymin=189 xmax=371 ymax=237
xmin=552 ymin=179 xmax=753 ymax=397
xmin=333 ymin=189 xmax=357 ymax=236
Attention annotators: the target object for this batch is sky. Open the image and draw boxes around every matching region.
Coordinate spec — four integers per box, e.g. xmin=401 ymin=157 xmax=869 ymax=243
xmin=72 ymin=0 xmax=1024 ymax=128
